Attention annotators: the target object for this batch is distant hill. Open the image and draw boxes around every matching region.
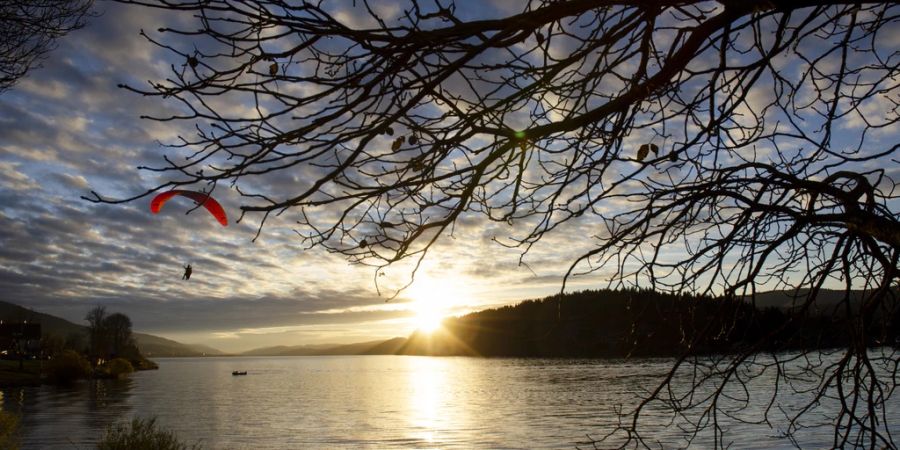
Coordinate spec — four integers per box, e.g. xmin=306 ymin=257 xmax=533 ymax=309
xmin=746 ymin=289 xmax=869 ymax=314
xmin=240 ymin=344 xmax=327 ymax=356
xmin=0 ymin=300 xmax=225 ymax=357
xmin=238 ymin=289 xmax=899 ymax=358
xmin=184 ymin=343 xmax=229 ymax=356
xmin=743 ymin=288 xmax=900 ymax=321
xmin=9 ymin=287 xmax=893 ymax=360
xmin=131 ymin=333 xmax=227 ymax=357
xmin=396 ymin=288 xmax=899 ymax=358
xmin=361 ymin=337 xmax=408 ymax=355
xmin=240 ymin=338 xmax=407 ymax=356
xmin=0 ymin=300 xmax=83 ymax=337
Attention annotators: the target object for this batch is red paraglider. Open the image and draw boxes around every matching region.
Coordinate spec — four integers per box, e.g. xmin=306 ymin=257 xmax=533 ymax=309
xmin=149 ymin=190 xmax=228 ymax=226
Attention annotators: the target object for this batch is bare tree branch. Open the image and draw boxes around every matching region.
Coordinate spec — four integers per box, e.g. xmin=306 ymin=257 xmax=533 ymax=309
xmin=0 ymin=0 xmax=94 ymax=93
xmin=98 ymin=0 xmax=900 ymax=447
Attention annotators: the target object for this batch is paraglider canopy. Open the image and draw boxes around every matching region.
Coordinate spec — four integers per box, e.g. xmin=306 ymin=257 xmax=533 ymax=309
xmin=150 ymin=190 xmax=228 ymax=226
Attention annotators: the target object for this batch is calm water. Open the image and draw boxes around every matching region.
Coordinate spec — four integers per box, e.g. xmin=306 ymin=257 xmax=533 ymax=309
xmin=2 ymin=355 xmax=897 ymax=449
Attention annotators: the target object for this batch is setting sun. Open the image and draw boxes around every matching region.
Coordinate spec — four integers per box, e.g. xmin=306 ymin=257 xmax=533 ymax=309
xmin=414 ymin=302 xmax=444 ymax=332
xmin=407 ymin=276 xmax=467 ymax=333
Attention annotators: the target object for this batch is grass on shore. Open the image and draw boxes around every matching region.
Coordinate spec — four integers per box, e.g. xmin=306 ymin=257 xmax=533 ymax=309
xmin=98 ymin=418 xmax=201 ymax=450
xmin=0 ymin=360 xmax=41 ymax=387
xmin=0 ymin=355 xmax=157 ymax=387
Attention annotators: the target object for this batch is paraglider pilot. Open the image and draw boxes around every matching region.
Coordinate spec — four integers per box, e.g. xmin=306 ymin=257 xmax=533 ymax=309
xmin=182 ymin=264 xmax=193 ymax=280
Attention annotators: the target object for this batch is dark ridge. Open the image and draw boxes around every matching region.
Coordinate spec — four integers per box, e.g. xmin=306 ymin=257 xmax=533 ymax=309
xmin=398 ymin=288 xmax=900 ymax=358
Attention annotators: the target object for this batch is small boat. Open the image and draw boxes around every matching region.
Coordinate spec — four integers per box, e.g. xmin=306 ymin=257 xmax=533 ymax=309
xmin=232 ymin=370 xmax=247 ymax=376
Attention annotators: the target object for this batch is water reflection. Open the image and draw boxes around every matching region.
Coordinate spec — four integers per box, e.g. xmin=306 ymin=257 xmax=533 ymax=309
xmin=4 ymin=355 xmax=898 ymax=449
xmin=85 ymin=378 xmax=134 ymax=435
xmin=406 ymin=357 xmax=449 ymax=447
xmin=2 ymin=378 xmax=134 ymax=449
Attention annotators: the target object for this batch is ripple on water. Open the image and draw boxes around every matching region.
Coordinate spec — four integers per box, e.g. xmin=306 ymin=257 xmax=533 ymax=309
xmin=2 ymin=354 xmax=898 ymax=449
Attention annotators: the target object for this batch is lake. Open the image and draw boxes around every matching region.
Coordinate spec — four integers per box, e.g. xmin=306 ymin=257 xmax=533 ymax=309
xmin=2 ymin=355 xmax=897 ymax=448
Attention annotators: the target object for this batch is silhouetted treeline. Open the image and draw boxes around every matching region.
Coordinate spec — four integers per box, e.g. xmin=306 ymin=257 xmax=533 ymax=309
xmin=399 ymin=288 xmax=900 ymax=358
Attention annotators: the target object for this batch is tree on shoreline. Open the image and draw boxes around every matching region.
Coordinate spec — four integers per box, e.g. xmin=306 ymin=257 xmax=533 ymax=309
xmin=84 ymin=306 xmax=138 ymax=363
xmin=84 ymin=306 xmax=108 ymax=363
xmin=91 ymin=1 xmax=899 ymax=447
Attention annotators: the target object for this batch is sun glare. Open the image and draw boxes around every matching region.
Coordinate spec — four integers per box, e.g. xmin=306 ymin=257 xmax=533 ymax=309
xmin=415 ymin=304 xmax=444 ymax=333
xmin=407 ymin=276 xmax=467 ymax=333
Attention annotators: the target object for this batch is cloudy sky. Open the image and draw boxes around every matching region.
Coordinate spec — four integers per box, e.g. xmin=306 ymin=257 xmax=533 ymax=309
xmin=3 ymin=1 xmax=897 ymax=353
xmin=0 ymin=1 xmax=611 ymax=352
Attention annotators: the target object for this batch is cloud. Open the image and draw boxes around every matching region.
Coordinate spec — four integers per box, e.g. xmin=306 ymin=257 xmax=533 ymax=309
xmin=4 ymin=1 xmax=892 ymax=355
xmin=0 ymin=0 xmax=496 ymax=359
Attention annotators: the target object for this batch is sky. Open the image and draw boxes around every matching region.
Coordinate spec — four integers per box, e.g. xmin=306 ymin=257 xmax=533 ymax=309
xmin=0 ymin=1 xmax=610 ymax=353
xmin=2 ymin=1 xmax=897 ymax=353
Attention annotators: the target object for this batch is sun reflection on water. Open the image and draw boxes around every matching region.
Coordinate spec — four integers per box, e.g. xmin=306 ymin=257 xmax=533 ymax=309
xmin=407 ymin=357 xmax=452 ymax=448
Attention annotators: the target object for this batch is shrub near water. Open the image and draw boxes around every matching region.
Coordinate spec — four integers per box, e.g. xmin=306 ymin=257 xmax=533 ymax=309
xmin=97 ymin=358 xmax=134 ymax=379
xmin=97 ymin=418 xmax=200 ymax=450
xmin=45 ymin=350 xmax=91 ymax=384
xmin=0 ymin=410 xmax=20 ymax=450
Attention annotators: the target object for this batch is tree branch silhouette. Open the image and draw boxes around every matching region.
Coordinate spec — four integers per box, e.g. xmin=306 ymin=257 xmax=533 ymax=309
xmin=0 ymin=0 xmax=94 ymax=93
xmin=95 ymin=0 xmax=899 ymax=447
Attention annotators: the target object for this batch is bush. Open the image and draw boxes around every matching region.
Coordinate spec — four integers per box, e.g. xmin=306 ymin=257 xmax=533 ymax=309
xmin=45 ymin=350 xmax=91 ymax=384
xmin=97 ymin=418 xmax=200 ymax=450
xmin=97 ymin=358 xmax=134 ymax=379
xmin=0 ymin=411 xmax=20 ymax=450
xmin=129 ymin=356 xmax=158 ymax=371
